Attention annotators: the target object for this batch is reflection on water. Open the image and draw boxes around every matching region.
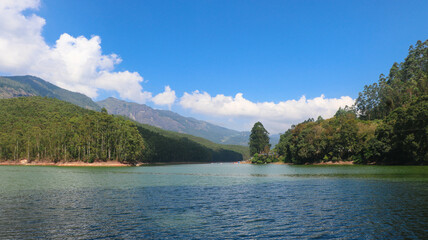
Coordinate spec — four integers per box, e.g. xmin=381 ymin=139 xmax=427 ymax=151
xmin=0 ymin=164 xmax=427 ymax=239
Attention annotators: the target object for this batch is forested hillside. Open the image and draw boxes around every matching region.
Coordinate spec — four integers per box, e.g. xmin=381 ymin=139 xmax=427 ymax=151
xmin=0 ymin=97 xmax=246 ymax=164
xmin=136 ymin=124 xmax=248 ymax=162
xmin=275 ymin=40 xmax=427 ymax=165
xmin=134 ymin=122 xmax=249 ymax=161
xmin=0 ymin=97 xmax=144 ymax=164
xmin=97 ymin=97 xmax=251 ymax=145
xmin=0 ymin=76 xmax=101 ymax=111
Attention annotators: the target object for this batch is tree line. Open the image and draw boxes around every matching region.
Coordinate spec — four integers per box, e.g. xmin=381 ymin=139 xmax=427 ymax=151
xmin=251 ymin=39 xmax=427 ymax=165
xmin=136 ymin=125 xmax=244 ymax=163
xmin=0 ymin=97 xmax=246 ymax=164
xmin=0 ymin=97 xmax=145 ymax=164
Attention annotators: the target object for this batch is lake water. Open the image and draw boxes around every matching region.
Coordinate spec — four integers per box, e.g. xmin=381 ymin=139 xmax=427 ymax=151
xmin=0 ymin=164 xmax=427 ymax=239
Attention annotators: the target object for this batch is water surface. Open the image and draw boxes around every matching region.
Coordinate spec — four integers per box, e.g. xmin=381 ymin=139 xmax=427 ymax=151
xmin=1 ymin=164 xmax=427 ymax=239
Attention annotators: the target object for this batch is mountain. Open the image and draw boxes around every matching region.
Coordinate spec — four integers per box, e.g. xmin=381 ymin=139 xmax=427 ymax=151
xmin=97 ymin=97 xmax=251 ymax=145
xmin=0 ymin=75 xmax=101 ymax=111
xmin=270 ymin=134 xmax=280 ymax=147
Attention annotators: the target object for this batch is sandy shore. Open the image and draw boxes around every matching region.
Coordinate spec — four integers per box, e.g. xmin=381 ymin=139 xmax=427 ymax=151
xmin=0 ymin=160 xmax=131 ymax=167
xmin=135 ymin=162 xmax=209 ymax=166
xmin=311 ymin=161 xmax=354 ymax=165
xmin=241 ymin=160 xmax=354 ymax=165
xmin=0 ymin=160 xmax=218 ymax=167
xmin=0 ymin=159 xmax=354 ymax=167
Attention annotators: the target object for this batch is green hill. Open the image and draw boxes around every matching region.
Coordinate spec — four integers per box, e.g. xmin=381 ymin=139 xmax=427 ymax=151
xmin=97 ymin=97 xmax=251 ymax=145
xmin=134 ymin=121 xmax=250 ymax=161
xmin=275 ymin=40 xmax=427 ymax=165
xmin=0 ymin=75 xmax=101 ymax=111
xmin=0 ymin=97 xmax=248 ymax=163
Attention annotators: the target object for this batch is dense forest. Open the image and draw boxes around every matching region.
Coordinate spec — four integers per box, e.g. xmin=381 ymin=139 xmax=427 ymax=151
xmin=275 ymin=40 xmax=427 ymax=165
xmin=137 ymin=125 xmax=246 ymax=163
xmin=0 ymin=97 xmax=145 ymax=164
xmin=98 ymin=97 xmax=251 ymax=146
xmin=0 ymin=97 xmax=247 ymax=164
xmin=132 ymin=117 xmax=249 ymax=162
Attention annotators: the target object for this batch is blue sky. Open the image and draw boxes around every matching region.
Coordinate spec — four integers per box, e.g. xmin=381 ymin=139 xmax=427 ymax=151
xmin=1 ymin=0 xmax=427 ymax=133
xmin=38 ymin=0 xmax=427 ymax=100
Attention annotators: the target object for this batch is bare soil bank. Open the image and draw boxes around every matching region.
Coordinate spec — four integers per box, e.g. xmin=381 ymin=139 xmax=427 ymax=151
xmin=241 ymin=160 xmax=354 ymax=165
xmin=0 ymin=159 xmax=354 ymax=167
xmin=0 ymin=160 xmax=215 ymax=167
xmin=0 ymin=159 xmax=130 ymax=167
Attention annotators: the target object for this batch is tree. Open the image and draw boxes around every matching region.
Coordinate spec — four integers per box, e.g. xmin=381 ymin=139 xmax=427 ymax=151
xmin=355 ymin=39 xmax=427 ymax=120
xmin=273 ymin=40 xmax=427 ymax=165
xmin=374 ymin=95 xmax=428 ymax=165
xmin=249 ymin=122 xmax=270 ymax=156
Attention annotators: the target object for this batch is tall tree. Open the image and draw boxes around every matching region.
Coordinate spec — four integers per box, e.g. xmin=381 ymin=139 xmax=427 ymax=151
xmin=249 ymin=122 xmax=270 ymax=156
xmin=355 ymin=39 xmax=427 ymax=120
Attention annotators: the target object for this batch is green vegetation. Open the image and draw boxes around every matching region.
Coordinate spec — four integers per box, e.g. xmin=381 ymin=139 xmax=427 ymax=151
xmin=0 ymin=97 xmax=248 ymax=164
xmin=136 ymin=124 xmax=247 ymax=162
xmin=97 ymin=97 xmax=251 ymax=146
xmin=0 ymin=75 xmax=101 ymax=111
xmin=275 ymin=111 xmax=379 ymax=164
xmin=371 ymin=96 xmax=427 ymax=164
xmin=249 ymin=122 xmax=270 ymax=156
xmin=249 ymin=122 xmax=275 ymax=164
xmin=118 ymin=117 xmax=250 ymax=159
xmin=275 ymin=40 xmax=427 ymax=165
xmin=355 ymin=40 xmax=427 ymax=120
xmin=0 ymin=97 xmax=144 ymax=164
xmin=250 ymin=153 xmax=279 ymax=164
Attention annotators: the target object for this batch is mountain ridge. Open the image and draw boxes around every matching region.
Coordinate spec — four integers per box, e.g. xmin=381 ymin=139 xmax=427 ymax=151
xmin=97 ymin=97 xmax=252 ymax=145
xmin=0 ymin=75 xmax=101 ymax=111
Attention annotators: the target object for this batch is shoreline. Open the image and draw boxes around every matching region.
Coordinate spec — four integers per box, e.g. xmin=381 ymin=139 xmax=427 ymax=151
xmin=0 ymin=160 xmax=131 ymax=167
xmin=241 ymin=160 xmax=354 ymax=165
xmin=311 ymin=160 xmax=354 ymax=165
xmin=0 ymin=160 xmax=227 ymax=167
xmin=0 ymin=159 xmax=354 ymax=167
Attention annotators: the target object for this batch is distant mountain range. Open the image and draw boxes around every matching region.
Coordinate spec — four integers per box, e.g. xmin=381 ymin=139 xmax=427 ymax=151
xmin=97 ymin=97 xmax=251 ymax=145
xmin=0 ymin=76 xmax=100 ymax=111
xmin=0 ymin=75 xmax=280 ymax=146
xmin=97 ymin=97 xmax=281 ymax=146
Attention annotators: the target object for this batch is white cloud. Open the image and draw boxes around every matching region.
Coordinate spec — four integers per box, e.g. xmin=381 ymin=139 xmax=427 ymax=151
xmin=0 ymin=0 xmax=151 ymax=103
xmin=152 ymin=86 xmax=176 ymax=108
xmin=95 ymin=71 xmax=152 ymax=103
xmin=180 ymin=91 xmax=355 ymax=133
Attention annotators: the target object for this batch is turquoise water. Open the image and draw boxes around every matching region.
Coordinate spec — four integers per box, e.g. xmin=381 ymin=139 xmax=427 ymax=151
xmin=1 ymin=164 xmax=427 ymax=239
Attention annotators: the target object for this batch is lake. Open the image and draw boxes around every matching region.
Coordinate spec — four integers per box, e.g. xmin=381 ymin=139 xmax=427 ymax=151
xmin=0 ymin=164 xmax=427 ymax=239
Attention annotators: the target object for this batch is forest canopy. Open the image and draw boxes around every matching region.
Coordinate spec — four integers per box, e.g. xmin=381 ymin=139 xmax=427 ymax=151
xmin=275 ymin=39 xmax=427 ymax=165
xmin=0 ymin=97 xmax=145 ymax=164
xmin=0 ymin=97 xmax=247 ymax=164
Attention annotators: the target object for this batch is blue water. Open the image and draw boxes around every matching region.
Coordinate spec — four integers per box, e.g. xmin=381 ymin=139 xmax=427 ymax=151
xmin=1 ymin=164 xmax=427 ymax=239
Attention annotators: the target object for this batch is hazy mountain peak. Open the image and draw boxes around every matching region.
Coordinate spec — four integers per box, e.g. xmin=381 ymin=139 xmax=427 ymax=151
xmin=0 ymin=75 xmax=100 ymax=111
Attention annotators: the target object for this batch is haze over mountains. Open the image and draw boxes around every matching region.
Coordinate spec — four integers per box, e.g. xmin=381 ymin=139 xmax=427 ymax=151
xmin=0 ymin=75 xmax=279 ymax=146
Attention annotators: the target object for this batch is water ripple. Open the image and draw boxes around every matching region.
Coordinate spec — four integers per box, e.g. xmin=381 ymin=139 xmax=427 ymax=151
xmin=0 ymin=165 xmax=427 ymax=239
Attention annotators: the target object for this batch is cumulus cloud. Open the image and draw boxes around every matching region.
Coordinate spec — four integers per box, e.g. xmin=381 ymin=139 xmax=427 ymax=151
xmin=180 ymin=91 xmax=355 ymax=133
xmin=0 ymin=0 xmax=151 ymax=103
xmin=152 ymin=86 xmax=176 ymax=108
